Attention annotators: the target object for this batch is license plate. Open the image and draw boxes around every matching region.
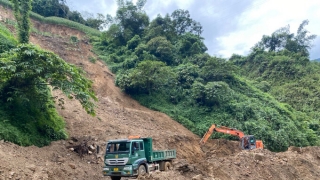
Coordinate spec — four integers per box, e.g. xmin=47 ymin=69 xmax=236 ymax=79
xmin=114 ymin=168 xmax=118 ymax=171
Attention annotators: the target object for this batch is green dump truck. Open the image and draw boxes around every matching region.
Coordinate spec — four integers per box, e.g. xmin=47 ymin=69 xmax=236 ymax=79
xmin=102 ymin=136 xmax=176 ymax=180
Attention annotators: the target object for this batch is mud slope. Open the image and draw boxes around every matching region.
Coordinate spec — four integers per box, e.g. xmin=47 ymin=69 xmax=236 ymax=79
xmin=1 ymin=6 xmax=320 ymax=180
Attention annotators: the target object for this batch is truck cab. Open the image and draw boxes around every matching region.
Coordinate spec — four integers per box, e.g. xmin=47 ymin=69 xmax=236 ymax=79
xmin=103 ymin=136 xmax=176 ymax=180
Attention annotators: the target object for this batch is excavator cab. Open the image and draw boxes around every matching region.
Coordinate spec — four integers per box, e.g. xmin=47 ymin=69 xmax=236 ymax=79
xmin=241 ymin=135 xmax=256 ymax=150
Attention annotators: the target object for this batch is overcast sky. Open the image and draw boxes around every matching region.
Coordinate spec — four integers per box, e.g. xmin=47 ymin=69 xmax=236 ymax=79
xmin=67 ymin=0 xmax=320 ymax=60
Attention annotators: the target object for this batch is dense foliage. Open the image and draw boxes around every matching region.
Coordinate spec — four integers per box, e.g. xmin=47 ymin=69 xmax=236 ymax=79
xmin=0 ymin=23 xmax=17 ymax=53
xmin=0 ymin=25 xmax=66 ymax=146
xmin=252 ymin=20 xmax=316 ymax=57
xmin=92 ymin=0 xmax=319 ymax=151
xmin=31 ymin=0 xmax=106 ymax=30
xmin=11 ymin=0 xmax=32 ymax=43
xmin=0 ymin=44 xmax=97 ymax=115
xmin=0 ymin=1 xmax=97 ymax=146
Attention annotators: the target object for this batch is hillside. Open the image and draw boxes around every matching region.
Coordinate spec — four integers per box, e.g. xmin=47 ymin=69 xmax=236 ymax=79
xmin=314 ymin=58 xmax=320 ymax=62
xmin=0 ymin=5 xmax=202 ymax=179
xmin=1 ymin=0 xmax=318 ymax=152
xmin=1 ymin=4 xmax=320 ymax=180
xmin=85 ymin=2 xmax=319 ymax=152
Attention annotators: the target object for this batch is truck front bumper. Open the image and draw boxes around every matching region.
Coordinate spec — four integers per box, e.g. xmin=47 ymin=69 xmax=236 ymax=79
xmin=103 ymin=166 xmax=136 ymax=177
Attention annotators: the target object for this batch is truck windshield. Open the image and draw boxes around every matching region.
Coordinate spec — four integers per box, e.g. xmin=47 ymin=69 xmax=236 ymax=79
xmin=106 ymin=142 xmax=130 ymax=154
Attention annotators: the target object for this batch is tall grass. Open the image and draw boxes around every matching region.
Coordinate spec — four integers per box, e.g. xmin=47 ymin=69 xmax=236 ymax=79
xmin=0 ymin=23 xmax=17 ymax=53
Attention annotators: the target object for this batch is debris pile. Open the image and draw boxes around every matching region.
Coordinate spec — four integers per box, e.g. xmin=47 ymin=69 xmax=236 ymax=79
xmin=67 ymin=136 xmax=99 ymax=157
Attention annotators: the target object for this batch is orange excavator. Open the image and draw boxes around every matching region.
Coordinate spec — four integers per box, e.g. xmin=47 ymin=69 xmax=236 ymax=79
xmin=199 ymin=124 xmax=264 ymax=150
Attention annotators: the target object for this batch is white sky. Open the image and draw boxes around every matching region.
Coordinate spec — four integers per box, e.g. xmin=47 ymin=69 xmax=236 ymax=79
xmin=67 ymin=0 xmax=320 ymax=60
xmin=215 ymin=0 xmax=320 ymax=59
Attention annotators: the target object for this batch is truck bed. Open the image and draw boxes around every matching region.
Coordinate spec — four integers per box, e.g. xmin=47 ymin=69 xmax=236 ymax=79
xmin=143 ymin=138 xmax=176 ymax=162
xmin=151 ymin=149 xmax=176 ymax=161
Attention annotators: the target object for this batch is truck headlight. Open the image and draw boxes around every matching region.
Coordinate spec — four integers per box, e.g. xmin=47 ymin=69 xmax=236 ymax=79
xmin=103 ymin=167 xmax=109 ymax=171
xmin=123 ymin=166 xmax=132 ymax=171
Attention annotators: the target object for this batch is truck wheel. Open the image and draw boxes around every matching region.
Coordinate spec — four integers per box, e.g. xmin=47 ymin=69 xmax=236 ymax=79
xmin=164 ymin=162 xmax=173 ymax=171
xmin=159 ymin=161 xmax=165 ymax=171
xmin=111 ymin=176 xmax=121 ymax=180
xmin=138 ymin=165 xmax=147 ymax=177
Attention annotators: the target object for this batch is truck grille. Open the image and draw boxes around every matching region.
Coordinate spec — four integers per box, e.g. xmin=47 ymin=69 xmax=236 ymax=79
xmin=105 ymin=158 xmax=129 ymax=165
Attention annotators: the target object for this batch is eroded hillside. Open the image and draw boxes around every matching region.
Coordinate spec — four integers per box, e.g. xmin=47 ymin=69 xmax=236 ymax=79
xmin=0 ymin=6 xmax=320 ymax=180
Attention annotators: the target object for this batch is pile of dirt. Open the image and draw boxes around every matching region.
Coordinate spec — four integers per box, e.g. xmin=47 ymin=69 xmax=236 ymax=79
xmin=1 ymin=5 xmax=320 ymax=180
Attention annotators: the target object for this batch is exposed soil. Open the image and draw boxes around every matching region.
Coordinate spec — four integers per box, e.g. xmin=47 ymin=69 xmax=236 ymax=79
xmin=1 ymin=6 xmax=320 ymax=180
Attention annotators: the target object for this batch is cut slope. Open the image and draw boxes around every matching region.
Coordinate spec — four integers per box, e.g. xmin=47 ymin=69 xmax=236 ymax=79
xmin=0 ymin=6 xmax=320 ymax=180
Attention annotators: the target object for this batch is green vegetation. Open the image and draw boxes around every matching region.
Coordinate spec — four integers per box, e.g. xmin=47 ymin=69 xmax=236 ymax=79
xmin=12 ymin=0 xmax=32 ymax=43
xmin=0 ymin=23 xmax=67 ymax=146
xmin=92 ymin=0 xmax=319 ymax=151
xmin=29 ymin=15 xmax=101 ymax=37
xmin=0 ymin=94 xmax=67 ymax=146
xmin=0 ymin=0 xmax=319 ymax=151
xmin=0 ymin=1 xmax=96 ymax=146
xmin=0 ymin=0 xmax=101 ymax=37
xmin=70 ymin=35 xmax=78 ymax=44
xmin=0 ymin=23 xmax=17 ymax=53
xmin=88 ymin=56 xmax=97 ymax=63
xmin=31 ymin=0 xmax=106 ymax=30
xmin=0 ymin=43 xmax=97 ymax=115
xmin=1 ymin=0 xmax=105 ymax=31
xmin=253 ymin=20 xmax=316 ymax=57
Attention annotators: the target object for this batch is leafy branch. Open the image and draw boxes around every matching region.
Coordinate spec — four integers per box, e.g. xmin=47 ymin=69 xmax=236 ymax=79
xmin=0 ymin=44 xmax=97 ymax=115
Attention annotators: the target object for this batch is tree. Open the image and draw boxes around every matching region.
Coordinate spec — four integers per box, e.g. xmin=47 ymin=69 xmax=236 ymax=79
xmin=0 ymin=44 xmax=97 ymax=115
xmin=127 ymin=35 xmax=141 ymax=50
xmin=11 ymin=0 xmax=32 ymax=43
xmin=191 ymin=81 xmax=232 ymax=106
xmin=255 ymin=25 xmax=292 ymax=52
xmin=67 ymin=10 xmax=86 ymax=24
xmin=171 ymin=9 xmax=203 ymax=36
xmin=32 ymin=0 xmax=70 ymax=18
xmin=146 ymin=36 xmax=174 ymax=65
xmin=116 ymin=60 xmax=173 ymax=94
xmin=145 ymin=14 xmax=175 ymax=41
xmin=178 ymin=33 xmax=207 ymax=57
xmin=103 ymin=24 xmax=125 ymax=46
xmin=107 ymin=0 xmax=149 ymax=43
xmin=285 ymin=20 xmax=317 ymax=57
xmin=3 ymin=0 xmax=97 ymax=115
xmin=200 ymin=57 xmax=236 ymax=82
xmin=175 ymin=63 xmax=200 ymax=89
xmin=84 ymin=13 xmax=106 ymax=30
xmin=254 ymin=20 xmax=316 ymax=57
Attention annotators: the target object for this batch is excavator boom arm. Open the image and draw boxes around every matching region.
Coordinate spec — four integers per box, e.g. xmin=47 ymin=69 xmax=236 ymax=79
xmin=199 ymin=124 xmax=245 ymax=144
xmin=199 ymin=124 xmax=216 ymax=144
xmin=214 ymin=126 xmax=244 ymax=139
